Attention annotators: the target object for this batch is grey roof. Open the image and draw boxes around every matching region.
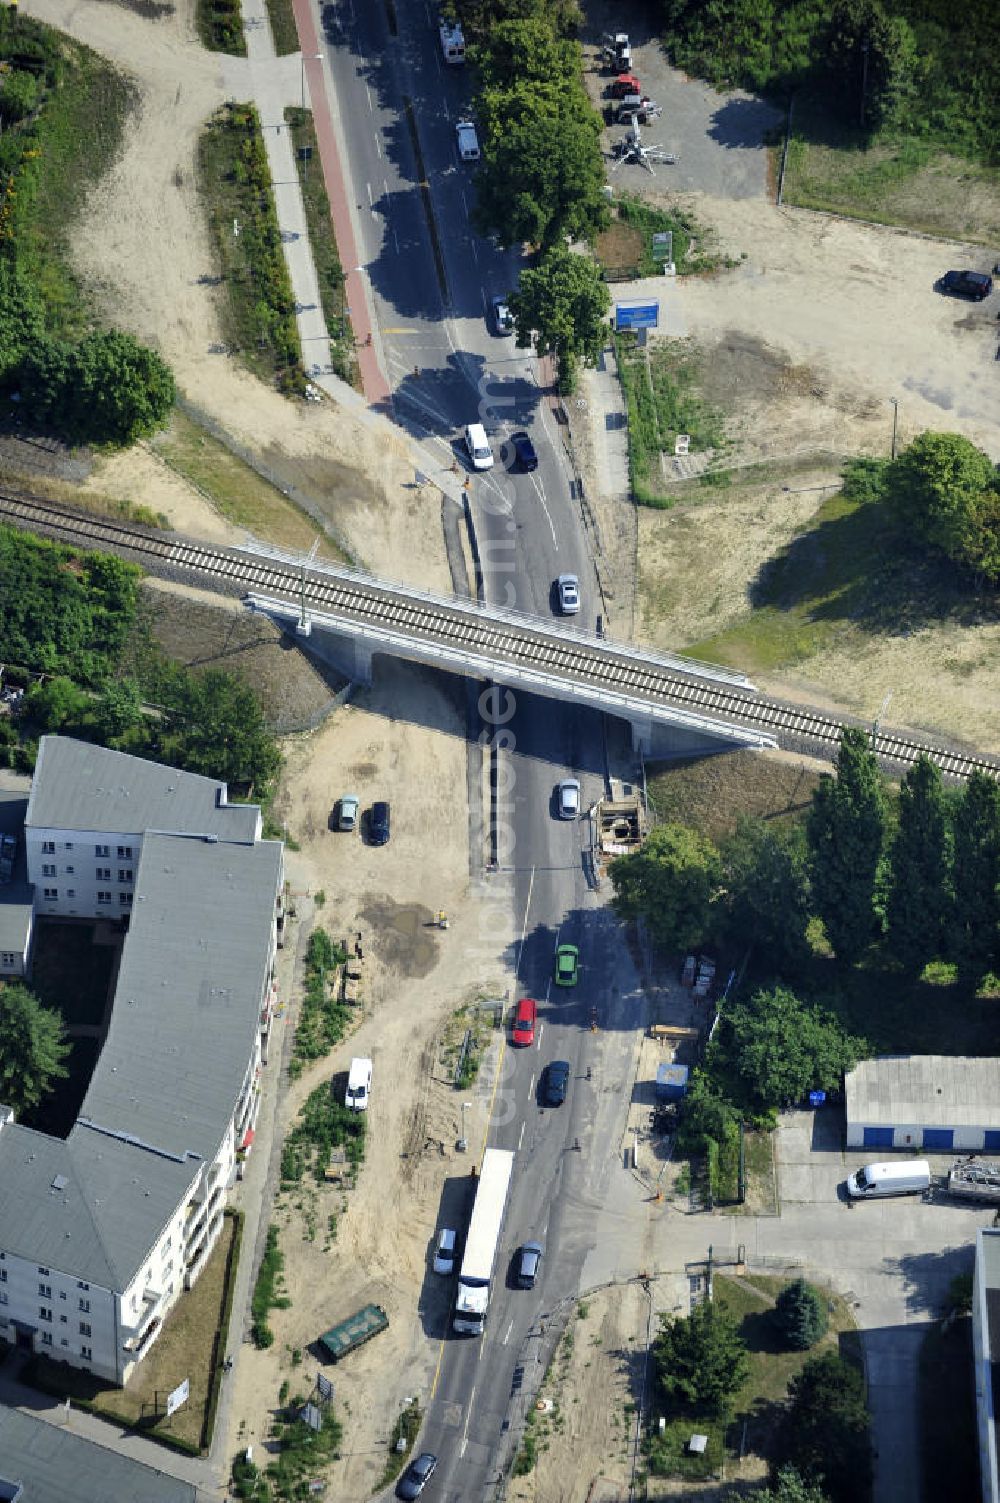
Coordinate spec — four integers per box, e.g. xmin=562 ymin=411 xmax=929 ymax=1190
xmin=979 ymin=1232 xmax=1000 ymax=1503
xmin=0 ymin=1404 xmax=200 ymax=1502
xmin=79 ymin=833 xmax=282 ymax=1164
xmin=0 ymin=1123 xmax=197 ymax=1289
xmin=845 ymin=1055 xmax=1000 ymax=1129
xmin=25 ymin=737 xmax=259 ymax=843
xmin=0 ymin=792 xmax=32 ymax=954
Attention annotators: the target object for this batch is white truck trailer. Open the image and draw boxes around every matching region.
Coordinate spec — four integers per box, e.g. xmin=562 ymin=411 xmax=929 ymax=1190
xmin=453 ymin=1148 xmax=515 ymax=1335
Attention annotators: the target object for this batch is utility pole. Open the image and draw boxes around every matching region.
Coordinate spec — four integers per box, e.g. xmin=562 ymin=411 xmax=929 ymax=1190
xmin=890 ymin=396 xmax=899 ymax=461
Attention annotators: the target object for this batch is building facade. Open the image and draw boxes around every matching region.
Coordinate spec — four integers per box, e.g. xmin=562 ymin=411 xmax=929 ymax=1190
xmin=845 ymin=1055 xmax=1000 ymax=1153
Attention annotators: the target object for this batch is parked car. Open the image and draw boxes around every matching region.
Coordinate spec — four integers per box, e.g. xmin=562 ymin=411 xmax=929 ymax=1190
xmin=491 ymin=295 xmax=515 ymax=335
xmin=369 ymin=801 xmax=391 ymax=845
xmin=557 ymin=574 xmax=580 ymax=615
xmin=396 ymin=1452 xmax=438 ymax=1499
xmin=509 ymin=430 xmax=538 ymax=471
xmin=512 ymin=996 xmax=537 ymax=1047
xmin=553 ymin=943 xmax=579 ymax=986
xmin=455 ymin=119 xmax=480 ymax=161
xmin=464 ymin=422 xmax=494 ymax=471
xmin=337 ymin=794 xmax=359 ymax=832
xmin=543 ymin=1060 xmax=570 ymax=1106
xmin=937 ymin=269 xmax=993 ymax=300
xmin=345 ymin=1056 xmax=372 ymax=1112
xmin=515 ymin=1240 xmax=543 ymax=1288
xmin=433 ymin=1227 xmax=457 ymax=1274
xmin=557 ymin=778 xmax=580 ymax=819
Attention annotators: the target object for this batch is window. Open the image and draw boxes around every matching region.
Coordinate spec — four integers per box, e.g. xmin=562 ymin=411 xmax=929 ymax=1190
xmin=97 ymin=891 xmax=112 ymax=905
xmin=96 ymin=867 xmax=111 ymax=881
xmin=65 ymin=842 xmax=74 ymax=850
xmin=66 ymin=890 xmax=75 ymax=899
xmin=42 ymin=864 xmax=56 ymax=878
xmin=117 ymin=846 xmax=133 ymax=860
xmin=77 ymin=1281 xmax=89 ymax=1290
xmin=79 ymin=1298 xmax=90 ymax=1313
xmin=60 ymin=1338 xmax=68 ymax=1347
xmin=0 ymin=1270 xmax=6 ymax=1283
xmin=65 ymin=865 xmax=74 ymax=874
xmin=0 ymin=953 xmax=14 ymax=966
xmin=118 ymin=869 xmax=133 ymax=883
xmin=59 ymin=1291 xmax=66 ymax=1300
xmin=42 ymin=841 xmax=55 ymax=854
xmin=0 ymin=1293 xmax=7 ymax=1306
xmin=43 ymin=888 xmax=58 ymax=900
xmin=38 ymin=1283 xmax=51 ymax=1298
xmin=79 ymin=1321 xmax=91 ymax=1337
xmin=38 ymin=1267 xmax=49 ymax=1275
xmin=60 ymin=1314 xmax=67 ymax=1324
xmin=119 ymin=893 xmax=133 ymax=907
xmin=81 ymin=1344 xmax=92 ymax=1360
xmin=41 ymin=1332 xmax=52 ymax=1347
xmin=39 ymin=1307 xmax=52 ymax=1322
xmin=95 ymin=844 xmax=109 ymax=858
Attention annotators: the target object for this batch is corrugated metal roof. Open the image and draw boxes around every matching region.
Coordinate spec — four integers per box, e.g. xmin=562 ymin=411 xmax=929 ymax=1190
xmin=79 ymin=833 xmax=281 ymax=1166
xmin=845 ymin=1055 xmax=1000 ymax=1129
xmin=25 ymin=737 xmax=259 ymax=843
xmin=0 ymin=1405 xmax=200 ymax=1501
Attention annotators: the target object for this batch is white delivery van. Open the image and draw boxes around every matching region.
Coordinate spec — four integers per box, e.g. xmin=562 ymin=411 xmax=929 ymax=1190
xmin=846 ymin=1159 xmax=930 ymax=1199
xmin=345 ymin=1056 xmax=372 ymax=1111
xmin=464 ymin=422 xmax=494 ymax=470
xmin=439 ymin=19 xmax=465 ymax=64
xmin=455 ymin=119 xmax=480 ymax=162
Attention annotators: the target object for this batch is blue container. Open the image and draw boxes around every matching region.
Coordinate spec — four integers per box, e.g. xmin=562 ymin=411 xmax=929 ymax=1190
xmin=656 ymin=1063 xmax=689 ymax=1102
xmin=808 ymin=1090 xmax=827 ymax=1109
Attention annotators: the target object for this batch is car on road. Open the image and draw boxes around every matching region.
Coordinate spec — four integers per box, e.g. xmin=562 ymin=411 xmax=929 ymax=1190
xmin=464 ymin=422 xmax=494 ymax=471
xmin=512 ymin=996 xmax=537 ymax=1047
xmin=557 ymin=778 xmax=580 ymax=819
xmin=509 ymin=430 xmax=538 ymax=471
xmin=455 ymin=119 xmax=480 ymax=161
xmin=433 ymin=1227 xmax=457 ymax=1274
xmin=543 ymin=1060 xmax=570 ymax=1106
xmin=337 ymin=794 xmax=359 ymax=832
xmin=553 ymin=943 xmax=579 ymax=987
xmin=937 ymin=269 xmax=993 ymax=300
xmin=515 ymin=1240 xmax=543 ymax=1288
xmin=491 ymin=296 xmax=515 ymax=335
xmin=396 ymin=1451 xmax=438 ymax=1499
xmin=369 ymin=801 xmax=391 ymax=845
xmin=557 ymin=573 xmax=580 ymax=615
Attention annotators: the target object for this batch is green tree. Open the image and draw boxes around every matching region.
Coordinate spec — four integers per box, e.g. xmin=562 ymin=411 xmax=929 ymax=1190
xmin=472 ymin=18 xmax=579 ymax=89
xmin=92 ymin=678 xmax=144 ymax=741
xmin=772 ymin=1351 xmax=872 ymax=1503
xmin=721 ymin=817 xmax=811 ymax=971
xmin=773 ymin=1278 xmax=829 ymax=1350
xmin=509 ymin=244 xmax=610 ymax=391
xmin=653 ymin=1298 xmax=750 ymax=1417
xmin=610 ymin=821 xmax=721 ymax=953
xmin=725 ymin=1467 xmax=828 ymax=1503
xmin=69 ymin=329 xmax=176 ymax=447
xmin=675 ymin=1067 xmax=738 ymax=1155
xmin=0 ymin=983 xmax=70 ymax=1116
xmin=827 ymin=0 xmax=921 ymax=132
xmin=885 ymin=431 xmax=1000 ymax=584
xmin=153 ymin=666 xmax=281 ymax=793
xmin=474 ymin=80 xmax=609 ymax=253
xmin=885 ymin=754 xmax=951 ymax=973
xmin=721 ymin=986 xmax=863 ymax=1112
xmin=807 ymin=728 xmax=888 ymax=962
xmin=949 ymin=769 xmax=1000 ymax=986
xmin=25 ymin=675 xmax=90 ymax=732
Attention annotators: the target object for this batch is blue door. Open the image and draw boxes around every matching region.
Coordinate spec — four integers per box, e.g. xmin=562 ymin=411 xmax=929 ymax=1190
xmin=984 ymin=1132 xmax=1000 ymax=1152
xmin=863 ymin=1127 xmax=894 ymax=1148
xmin=922 ymin=1129 xmax=953 ymax=1151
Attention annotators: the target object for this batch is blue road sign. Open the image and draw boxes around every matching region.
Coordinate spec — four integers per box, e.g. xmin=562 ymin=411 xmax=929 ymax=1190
xmin=615 ymin=299 xmax=659 ymax=331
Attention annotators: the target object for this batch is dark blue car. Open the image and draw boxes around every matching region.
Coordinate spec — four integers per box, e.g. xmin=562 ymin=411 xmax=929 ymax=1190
xmin=510 ymin=430 xmax=538 ymax=471
xmin=543 ymin=1060 xmax=570 ymax=1106
xmin=370 ymin=801 xmax=391 ymax=845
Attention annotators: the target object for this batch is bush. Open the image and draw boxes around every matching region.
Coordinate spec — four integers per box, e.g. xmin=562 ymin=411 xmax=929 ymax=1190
xmin=774 ymin=1278 xmax=828 ymax=1350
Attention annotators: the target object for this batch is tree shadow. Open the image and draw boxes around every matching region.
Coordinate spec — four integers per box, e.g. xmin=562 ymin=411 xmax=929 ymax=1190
xmin=886 ymin=1243 xmax=976 ymax=1319
xmin=706 ymin=94 xmax=786 ymax=153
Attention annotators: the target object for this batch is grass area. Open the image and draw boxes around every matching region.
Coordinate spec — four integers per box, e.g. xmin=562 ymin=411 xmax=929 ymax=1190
xmin=646 ymin=1412 xmax=725 ymax=1479
xmin=439 ymin=997 xmax=497 ymax=1089
xmin=377 ymin=1399 xmax=423 ymax=1489
xmin=251 ymin=1223 xmax=290 ymax=1348
xmin=29 ymin=919 xmax=116 ymax=1027
xmin=265 ymin=0 xmax=299 ymax=55
xmin=918 ymin=1317 xmax=979 ymax=1503
xmin=780 ymin=92 xmax=1000 ymax=243
xmin=27 ymin=1212 xmax=239 ymax=1454
xmin=742 ymin=1129 xmax=778 ymax=1215
xmin=290 ymin=926 xmax=351 ymax=1077
xmin=285 ymin=107 xmax=355 ymax=383
xmin=615 ymin=333 xmax=726 ymax=506
xmin=195 ymin=0 xmax=247 ymax=56
xmin=198 ymin=102 xmax=302 ymax=391
xmin=233 ymin=1396 xmax=343 ymax=1501
xmin=280 ymin=1077 xmax=366 ymax=1187
xmin=646 ymin=750 xmax=821 ymax=844
xmin=596 ymin=196 xmax=730 ymax=280
xmin=150 ymin=408 xmax=345 ymax=557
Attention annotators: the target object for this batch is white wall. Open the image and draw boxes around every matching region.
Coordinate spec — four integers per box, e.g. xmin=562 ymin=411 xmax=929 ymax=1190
xmin=26 ymin=825 xmax=140 ymax=921
xmin=0 ymin=1248 xmax=118 ymax=1382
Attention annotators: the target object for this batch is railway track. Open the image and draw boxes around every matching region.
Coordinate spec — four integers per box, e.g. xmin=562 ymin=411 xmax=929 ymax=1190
xmin=2 ymin=491 xmax=998 ymax=784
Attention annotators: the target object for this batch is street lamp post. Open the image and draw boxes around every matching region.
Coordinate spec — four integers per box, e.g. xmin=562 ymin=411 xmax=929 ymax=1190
xmin=301 ymin=52 xmax=321 ymax=111
xmin=890 ymin=396 xmax=899 ymax=461
xmin=457 ymin=1101 xmax=471 ymax=1153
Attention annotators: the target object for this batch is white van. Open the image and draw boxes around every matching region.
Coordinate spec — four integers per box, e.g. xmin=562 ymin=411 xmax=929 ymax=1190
xmin=846 ymin=1159 xmax=930 ymax=1199
xmin=345 ymin=1056 xmax=372 ymax=1111
xmin=464 ymin=422 xmax=494 ymax=470
xmin=455 ymin=119 xmax=480 ymax=162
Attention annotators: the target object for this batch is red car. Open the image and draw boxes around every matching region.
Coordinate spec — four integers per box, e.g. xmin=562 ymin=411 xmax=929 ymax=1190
xmin=610 ymin=73 xmax=642 ymax=99
xmin=512 ymin=997 xmax=537 ymax=1047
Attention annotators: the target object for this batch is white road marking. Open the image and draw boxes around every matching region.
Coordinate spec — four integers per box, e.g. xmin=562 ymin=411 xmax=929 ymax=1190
xmin=480 ymin=471 xmax=512 ymax=515
xmin=516 ymin=866 xmax=535 ymax=981
xmin=442 ymin=96 xmax=450 ymax=121
xmin=384 ymin=178 xmax=390 ymax=202
xmin=461 ymin=190 xmax=469 ymax=218
xmin=392 ymin=227 xmax=400 ymax=254
xmin=375 ymin=134 xmax=382 ymax=159
xmin=366 ymin=181 xmax=373 ymax=209
xmin=366 ymin=84 xmax=373 ymax=113
xmin=538 ymin=1022 xmax=544 ymax=1047
xmin=519 ymin=1120 xmax=526 ymax=1148
xmin=460 ymin=1385 xmax=477 ymax=1454
xmin=503 ymin=1320 xmax=514 ymax=1344
xmin=528 ymin=469 xmax=558 ymax=549
xmin=471 ymin=239 xmax=478 ymax=264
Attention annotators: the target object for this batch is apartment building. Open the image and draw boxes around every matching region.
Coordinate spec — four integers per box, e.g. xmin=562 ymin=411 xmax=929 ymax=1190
xmin=0 ymin=738 xmax=284 ymax=1385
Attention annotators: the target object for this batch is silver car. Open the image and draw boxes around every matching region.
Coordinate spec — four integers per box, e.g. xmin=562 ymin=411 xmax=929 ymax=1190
xmin=557 ymin=779 xmax=581 ymax=819
xmin=557 ymin=574 xmax=580 ymax=615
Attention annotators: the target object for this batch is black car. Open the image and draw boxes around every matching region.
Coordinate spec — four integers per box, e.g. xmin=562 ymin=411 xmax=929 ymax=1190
xmin=396 ymin=1452 xmax=438 ymax=1499
xmin=370 ymin=801 xmax=391 ymax=845
xmin=515 ymin=1240 xmax=543 ymax=1288
xmin=510 ymin=430 xmax=538 ymax=471
xmin=543 ymin=1060 xmax=570 ymax=1106
xmin=938 ymin=269 xmax=993 ymax=301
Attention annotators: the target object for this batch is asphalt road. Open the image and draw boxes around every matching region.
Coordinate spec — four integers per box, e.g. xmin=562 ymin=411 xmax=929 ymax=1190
xmin=324 ymin=0 xmax=599 ymax=628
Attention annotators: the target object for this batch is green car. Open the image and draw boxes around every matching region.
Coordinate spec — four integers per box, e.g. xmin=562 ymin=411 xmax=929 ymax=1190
xmin=554 ymin=943 xmax=579 ymax=987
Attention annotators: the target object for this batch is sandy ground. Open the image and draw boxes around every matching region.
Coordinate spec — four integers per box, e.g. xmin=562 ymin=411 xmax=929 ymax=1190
xmin=226 ymin=657 xmax=516 ymax=1497
xmin=26 ymin=0 xmax=451 ymax=590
